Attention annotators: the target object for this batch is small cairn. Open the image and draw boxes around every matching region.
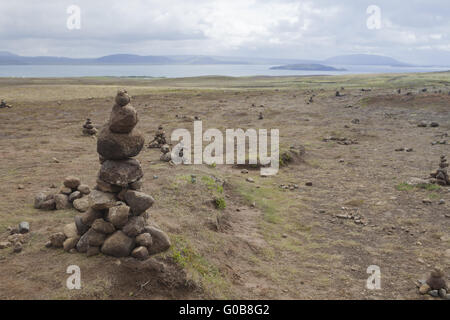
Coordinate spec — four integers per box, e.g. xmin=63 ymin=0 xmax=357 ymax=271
xmin=34 ymin=176 xmax=91 ymax=212
xmin=82 ymin=118 xmax=98 ymax=136
xmin=47 ymin=90 xmax=171 ymax=260
xmin=160 ymin=144 xmax=172 ymax=162
xmin=430 ymin=155 xmax=449 ymax=186
xmin=418 ymin=268 xmax=449 ymax=299
xmin=148 ymin=125 xmax=167 ymax=148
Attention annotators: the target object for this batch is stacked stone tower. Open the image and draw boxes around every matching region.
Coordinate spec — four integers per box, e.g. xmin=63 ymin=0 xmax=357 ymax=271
xmin=82 ymin=118 xmax=97 ymax=136
xmin=431 ymin=155 xmax=449 ymax=186
xmin=48 ymin=90 xmax=171 ymax=260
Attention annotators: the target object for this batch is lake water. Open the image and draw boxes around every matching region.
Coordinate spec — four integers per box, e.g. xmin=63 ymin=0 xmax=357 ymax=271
xmin=0 ymin=64 xmax=448 ymax=78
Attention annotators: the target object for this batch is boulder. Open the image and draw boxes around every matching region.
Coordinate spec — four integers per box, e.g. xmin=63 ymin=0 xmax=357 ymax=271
xmin=18 ymin=222 xmax=30 ymax=234
xmin=97 ymin=126 xmax=144 ymax=160
xmin=55 ymin=194 xmax=71 ymax=210
xmin=88 ymin=190 xmax=117 ymax=210
xmin=109 ymin=104 xmax=138 ymax=133
xmin=77 ymin=184 xmax=91 ymax=195
xmin=73 ymin=197 xmax=90 ymax=212
xmin=98 ymin=159 xmax=144 ymax=187
xmin=91 ymin=219 xmax=115 ymax=234
xmin=76 ymin=229 xmax=106 ymax=252
xmin=63 ymin=223 xmax=78 ymax=238
xmin=122 ymin=216 xmax=145 ymax=237
xmin=145 ymin=226 xmax=171 ymax=255
xmin=40 ymin=198 xmax=56 ymax=211
xmin=49 ymin=232 xmax=66 ymax=248
xmin=124 ymin=190 xmax=154 ymax=215
xmin=81 ymin=208 xmax=104 ymax=226
xmin=131 ymin=246 xmax=149 ymax=260
xmin=106 ymin=204 xmax=130 ymax=228
xmin=101 ymin=231 xmax=135 ymax=257
xmin=63 ymin=237 xmax=80 ymax=252
xmin=64 ymin=176 xmax=81 ymax=189
xmin=136 ymin=233 xmax=152 ymax=247
xmin=115 ymin=89 xmax=130 ymax=107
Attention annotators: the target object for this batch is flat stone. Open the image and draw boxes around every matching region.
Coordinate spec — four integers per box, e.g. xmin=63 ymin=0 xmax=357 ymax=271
xmin=96 ymin=178 xmax=122 ymax=193
xmin=64 ymin=176 xmax=81 ymax=189
xmin=101 ymin=231 xmax=135 ymax=258
xmin=122 ymin=216 xmax=145 ymax=237
xmin=91 ymin=219 xmax=115 ymax=234
xmin=109 ymin=104 xmax=138 ymax=133
xmin=73 ymin=197 xmax=90 ymax=212
xmin=106 ymin=204 xmax=130 ymax=228
xmin=145 ymin=226 xmax=171 ymax=255
xmin=81 ymin=208 xmax=104 ymax=226
xmin=131 ymin=246 xmax=149 ymax=260
xmin=88 ymin=190 xmax=117 ymax=210
xmin=54 ymin=194 xmax=71 ymax=210
xmin=124 ymin=190 xmax=154 ymax=215
xmin=98 ymin=159 xmax=144 ymax=187
xmin=97 ymin=126 xmax=144 ymax=160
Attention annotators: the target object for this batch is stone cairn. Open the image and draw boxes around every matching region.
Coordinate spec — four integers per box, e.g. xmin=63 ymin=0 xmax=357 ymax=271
xmin=34 ymin=176 xmax=91 ymax=212
xmin=46 ymin=90 xmax=171 ymax=260
xmin=160 ymin=144 xmax=172 ymax=162
xmin=0 ymin=99 xmax=12 ymax=108
xmin=430 ymin=155 xmax=449 ymax=186
xmin=82 ymin=118 xmax=98 ymax=136
xmin=418 ymin=268 xmax=449 ymax=299
xmin=148 ymin=125 xmax=167 ymax=148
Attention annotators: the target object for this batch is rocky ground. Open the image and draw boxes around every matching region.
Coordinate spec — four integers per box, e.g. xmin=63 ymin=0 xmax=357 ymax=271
xmin=0 ymin=73 xmax=448 ymax=299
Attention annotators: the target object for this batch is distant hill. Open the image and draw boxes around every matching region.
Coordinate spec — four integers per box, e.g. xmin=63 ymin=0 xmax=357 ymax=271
xmin=0 ymin=52 xmax=411 ymax=67
xmin=324 ymin=54 xmax=411 ymax=67
xmin=270 ymin=64 xmax=346 ymax=71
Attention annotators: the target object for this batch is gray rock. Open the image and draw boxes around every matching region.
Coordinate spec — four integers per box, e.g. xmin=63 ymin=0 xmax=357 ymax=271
xmin=73 ymin=197 xmax=90 ymax=212
xmin=18 ymin=222 xmax=29 ymax=234
xmin=109 ymin=104 xmax=138 ymax=134
xmin=88 ymin=190 xmax=117 ymax=210
xmin=122 ymin=216 xmax=145 ymax=237
xmin=64 ymin=176 xmax=81 ymax=189
xmin=106 ymin=204 xmax=130 ymax=228
xmin=34 ymin=192 xmax=46 ymax=209
xmin=81 ymin=208 xmax=104 ymax=226
xmin=131 ymin=246 xmax=149 ymax=260
xmin=54 ymin=194 xmax=71 ymax=210
xmin=69 ymin=191 xmax=82 ymax=202
xmin=75 ymin=215 xmax=89 ymax=235
xmin=91 ymin=219 xmax=115 ymax=234
xmin=49 ymin=232 xmax=66 ymax=248
xmin=136 ymin=233 xmax=152 ymax=247
xmin=40 ymin=198 xmax=56 ymax=211
xmin=429 ymin=290 xmax=439 ymax=297
xmin=97 ymin=126 xmax=144 ymax=160
xmin=439 ymin=288 xmax=447 ymax=298
xmin=124 ymin=190 xmax=154 ymax=215
xmin=98 ymin=159 xmax=144 ymax=187
xmin=145 ymin=226 xmax=171 ymax=255
xmin=77 ymin=184 xmax=91 ymax=195
xmin=101 ymin=231 xmax=135 ymax=257
xmin=76 ymin=229 xmax=106 ymax=252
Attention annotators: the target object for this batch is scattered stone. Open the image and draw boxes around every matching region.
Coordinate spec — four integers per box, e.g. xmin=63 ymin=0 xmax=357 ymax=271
xmin=305 ymin=182 xmax=313 ymax=187
xmin=0 ymin=241 xmax=11 ymax=249
xmin=18 ymin=222 xmax=29 ymax=234
xmin=430 ymin=122 xmax=440 ymax=128
xmin=418 ymin=121 xmax=428 ymax=127
xmin=13 ymin=243 xmax=22 ymax=253
xmin=246 ymin=177 xmax=255 ymax=183
xmin=429 ymin=290 xmax=439 ymax=297
xmin=49 ymin=232 xmax=66 ymax=248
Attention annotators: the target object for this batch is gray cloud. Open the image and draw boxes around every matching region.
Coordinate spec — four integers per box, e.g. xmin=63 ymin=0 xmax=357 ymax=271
xmin=0 ymin=0 xmax=449 ymax=64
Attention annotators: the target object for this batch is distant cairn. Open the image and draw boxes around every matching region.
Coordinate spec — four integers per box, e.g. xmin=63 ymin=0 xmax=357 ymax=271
xmin=82 ymin=118 xmax=98 ymax=136
xmin=148 ymin=125 xmax=167 ymax=148
xmin=430 ymin=155 xmax=449 ymax=186
xmin=46 ymin=90 xmax=171 ymax=260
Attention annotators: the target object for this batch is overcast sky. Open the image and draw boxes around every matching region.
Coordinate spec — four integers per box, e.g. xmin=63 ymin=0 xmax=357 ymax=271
xmin=0 ymin=0 xmax=449 ymax=65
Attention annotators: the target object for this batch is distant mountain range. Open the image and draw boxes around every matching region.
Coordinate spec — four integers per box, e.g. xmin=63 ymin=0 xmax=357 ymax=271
xmin=270 ymin=64 xmax=347 ymax=71
xmin=0 ymin=52 xmax=413 ymax=67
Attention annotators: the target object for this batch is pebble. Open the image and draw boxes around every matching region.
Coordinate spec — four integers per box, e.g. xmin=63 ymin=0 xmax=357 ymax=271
xmin=13 ymin=243 xmax=23 ymax=253
xmin=438 ymin=288 xmax=447 ymax=298
xmin=422 ymin=199 xmax=432 ymax=205
xmin=17 ymin=185 xmax=24 ymax=190
xmin=429 ymin=290 xmax=439 ymax=297
xmin=419 ymin=283 xmax=431 ymax=294
xmin=153 ymin=175 xmax=158 ymax=179
xmin=305 ymin=182 xmax=313 ymax=187
xmin=18 ymin=222 xmax=29 ymax=234
xmin=439 ymin=199 xmax=445 ymax=205
xmin=246 ymin=177 xmax=255 ymax=183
